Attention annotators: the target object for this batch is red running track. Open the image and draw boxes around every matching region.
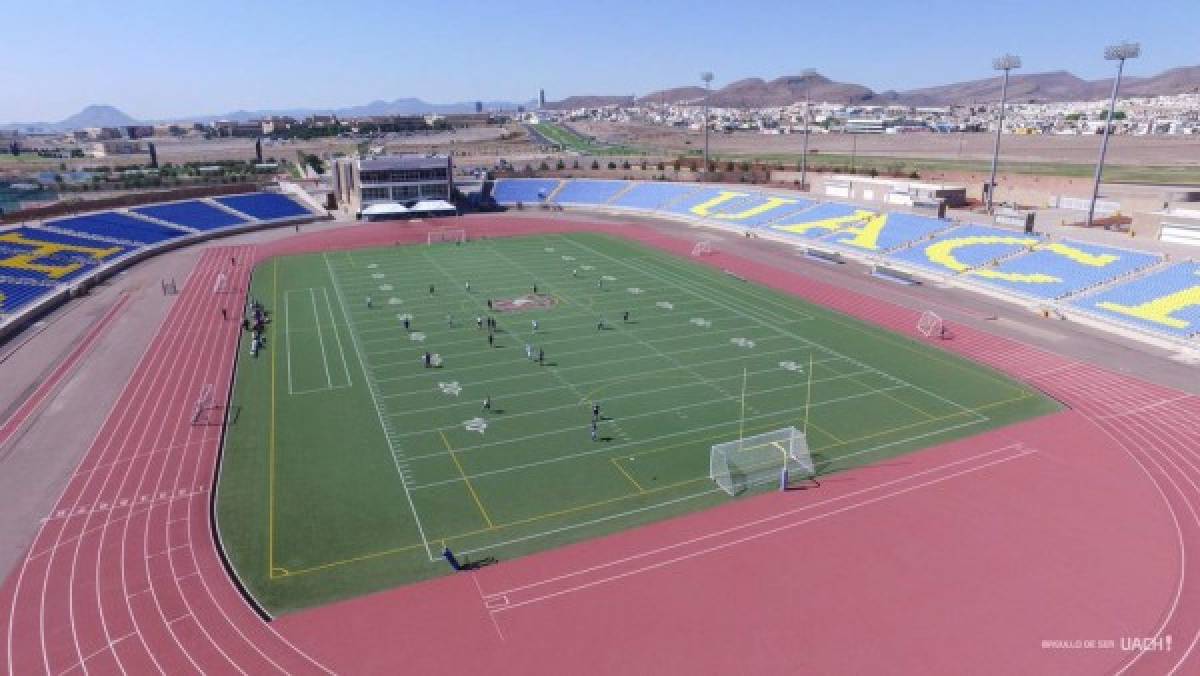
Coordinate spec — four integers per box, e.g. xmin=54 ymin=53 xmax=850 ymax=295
xmin=2 ymin=218 xmax=1197 ymax=674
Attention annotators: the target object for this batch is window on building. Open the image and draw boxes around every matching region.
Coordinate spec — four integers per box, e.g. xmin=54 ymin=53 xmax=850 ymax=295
xmin=362 ymin=187 xmax=390 ymax=200
xmin=391 ymin=185 xmax=419 ymax=200
xmin=421 ymin=183 xmax=448 ymax=198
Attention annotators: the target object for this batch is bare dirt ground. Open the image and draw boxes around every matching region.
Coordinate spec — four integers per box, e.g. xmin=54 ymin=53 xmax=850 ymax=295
xmin=574 ymin=120 xmax=1200 ymax=167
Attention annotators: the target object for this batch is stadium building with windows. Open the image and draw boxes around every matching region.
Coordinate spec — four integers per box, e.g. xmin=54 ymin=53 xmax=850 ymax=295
xmin=331 ymin=153 xmax=456 ymax=220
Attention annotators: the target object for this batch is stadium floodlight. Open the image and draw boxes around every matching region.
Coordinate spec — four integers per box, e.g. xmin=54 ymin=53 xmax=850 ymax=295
xmin=800 ymin=90 xmax=811 ymax=190
xmin=701 ymin=71 xmax=714 ymax=180
xmin=986 ymin=54 xmax=1021 ymax=214
xmin=1086 ymin=42 xmax=1141 ymax=228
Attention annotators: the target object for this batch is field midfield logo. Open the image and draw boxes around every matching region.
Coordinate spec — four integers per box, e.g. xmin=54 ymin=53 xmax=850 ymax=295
xmin=656 ymin=301 xmax=674 ymax=310
xmin=690 ymin=317 xmax=712 ymax=328
xmin=580 ymin=265 xmax=595 ymax=271
xmin=561 ymin=255 xmax=576 ymax=261
xmin=543 ymin=247 xmax=556 ymax=253
xmin=379 ymin=284 xmax=393 ymax=291
xmin=464 ymin=417 xmax=488 ymax=434
xmin=627 ymin=287 xmax=643 ymax=294
xmin=388 ymin=297 xmax=403 ymax=305
xmin=779 ymin=360 xmax=803 ymax=372
xmin=731 ymin=337 xmax=756 ymax=348
xmin=438 ymin=381 xmax=462 ymax=396
xmin=410 ymin=332 xmax=426 ymax=342
xmin=371 ymin=273 xmax=385 ymax=279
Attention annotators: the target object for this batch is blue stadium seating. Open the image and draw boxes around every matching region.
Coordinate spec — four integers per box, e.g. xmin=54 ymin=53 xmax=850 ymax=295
xmin=607 ymin=182 xmax=701 ymax=210
xmin=48 ymin=212 xmax=189 ymax=245
xmin=825 ymin=212 xmax=952 ymax=253
xmin=733 ymin=198 xmax=817 ymax=227
xmin=0 ymin=280 xmax=53 ymax=315
xmin=889 ymin=224 xmax=1042 ymax=273
xmin=0 ymin=227 xmax=133 ymax=283
xmin=665 ymin=191 xmax=815 ymax=226
xmin=492 ymin=179 xmax=562 ymax=204
xmin=975 ymin=240 xmax=1162 ymax=299
xmin=660 ymin=188 xmax=730 ymax=216
xmin=215 ymin=193 xmax=312 ymax=220
xmin=553 ymin=180 xmax=630 ymax=205
xmin=133 ymin=200 xmax=248 ymax=231
xmin=777 ymin=202 xmax=863 ymax=224
xmin=1073 ymin=262 xmax=1200 ymax=338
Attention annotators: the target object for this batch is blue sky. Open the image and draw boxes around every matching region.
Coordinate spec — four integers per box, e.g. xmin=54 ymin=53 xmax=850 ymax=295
xmin=3 ymin=0 xmax=1196 ymax=123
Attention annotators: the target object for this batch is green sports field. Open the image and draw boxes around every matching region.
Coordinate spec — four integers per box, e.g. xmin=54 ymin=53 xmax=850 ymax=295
xmin=216 ymin=232 xmax=1059 ymax=614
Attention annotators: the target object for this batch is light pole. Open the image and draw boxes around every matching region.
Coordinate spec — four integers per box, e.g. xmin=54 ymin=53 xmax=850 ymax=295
xmin=1086 ymin=42 xmax=1140 ymax=228
xmin=986 ymin=54 xmax=1020 ymax=213
xmin=800 ymin=92 xmax=810 ymax=190
xmin=701 ymin=71 xmax=713 ymax=181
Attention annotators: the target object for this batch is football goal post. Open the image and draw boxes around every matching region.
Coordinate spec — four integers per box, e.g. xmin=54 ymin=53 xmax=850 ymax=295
xmin=710 ymin=427 xmax=813 ymax=496
xmin=427 ymin=229 xmax=466 ymax=245
xmin=692 ymin=239 xmax=716 ymax=257
xmin=917 ymin=310 xmax=944 ymax=339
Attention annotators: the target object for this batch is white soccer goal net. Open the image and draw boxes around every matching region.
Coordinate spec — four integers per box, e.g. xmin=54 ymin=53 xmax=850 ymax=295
xmin=427 ymin=229 xmax=466 ymax=245
xmin=691 ymin=239 xmax=715 ymax=257
xmin=710 ymin=427 xmax=813 ymax=496
xmin=917 ymin=310 xmax=943 ymax=338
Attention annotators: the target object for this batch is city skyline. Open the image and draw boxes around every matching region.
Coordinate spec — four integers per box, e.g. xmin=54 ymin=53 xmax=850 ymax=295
xmin=3 ymin=0 xmax=1197 ymax=123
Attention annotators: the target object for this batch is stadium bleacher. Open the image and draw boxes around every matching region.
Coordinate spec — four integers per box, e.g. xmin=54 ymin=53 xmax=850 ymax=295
xmin=607 ymin=182 xmax=701 ymax=210
xmin=552 ymin=180 xmax=630 ymax=205
xmin=0 ymin=227 xmax=131 ymax=283
xmin=770 ymin=203 xmax=876 ymax=240
xmin=890 ymin=224 xmax=1042 ymax=274
xmin=215 ymin=193 xmax=313 ymax=220
xmin=975 ymin=240 xmax=1162 ymax=300
xmin=491 ymin=179 xmax=563 ymax=204
xmin=0 ymin=280 xmax=54 ymax=316
xmin=48 ymin=212 xmax=189 ymax=245
xmin=133 ymin=200 xmax=248 ymax=231
xmin=824 ymin=212 xmax=950 ymax=253
xmin=1075 ymin=262 xmax=1200 ymax=338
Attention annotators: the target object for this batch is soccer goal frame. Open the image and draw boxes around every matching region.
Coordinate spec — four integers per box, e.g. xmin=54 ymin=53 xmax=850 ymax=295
xmin=427 ymin=229 xmax=466 ymax=245
xmin=692 ymin=239 xmax=716 ymax=257
xmin=710 ymin=427 xmax=813 ymax=496
xmin=917 ymin=310 xmax=943 ymax=339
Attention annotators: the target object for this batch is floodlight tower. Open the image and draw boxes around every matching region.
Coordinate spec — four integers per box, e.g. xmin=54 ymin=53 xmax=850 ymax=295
xmin=800 ymin=90 xmax=811 ymax=190
xmin=1086 ymin=41 xmax=1140 ymax=228
xmin=701 ymin=71 xmax=714 ymax=180
xmin=986 ymin=54 xmax=1021 ymax=213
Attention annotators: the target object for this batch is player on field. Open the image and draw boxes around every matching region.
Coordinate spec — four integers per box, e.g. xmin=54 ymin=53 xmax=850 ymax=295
xmin=538 ymin=347 xmax=545 ymax=365
xmin=366 ymin=296 xmax=373 ymax=309
xmin=592 ymin=403 xmax=600 ymax=422
xmin=403 ymin=317 xmax=411 ymax=331
xmin=531 ymin=319 xmax=539 ymax=333
xmin=429 ymin=284 xmax=435 ymax=295
xmin=482 ymin=395 xmax=492 ymax=412
xmin=465 ymin=281 xmax=471 ymax=292
xmin=488 ymin=333 xmax=494 ymax=347
xmin=590 ymin=421 xmax=598 ymax=442
xmin=525 ymin=343 xmax=533 ymax=360
xmin=446 ymin=313 xmax=453 ymax=327
xmin=623 ymin=311 xmax=630 ymax=323
xmin=476 ymin=316 xmax=483 ymax=330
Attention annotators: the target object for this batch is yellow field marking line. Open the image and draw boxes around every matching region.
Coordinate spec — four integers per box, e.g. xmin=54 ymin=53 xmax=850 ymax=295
xmin=441 ymin=430 xmax=495 ymax=529
xmin=845 ymin=372 xmax=937 ymax=420
xmin=269 ymin=259 xmax=278 ymax=579
xmin=611 ymin=457 xmax=646 ymax=493
xmin=273 ymin=541 xmax=430 ymax=578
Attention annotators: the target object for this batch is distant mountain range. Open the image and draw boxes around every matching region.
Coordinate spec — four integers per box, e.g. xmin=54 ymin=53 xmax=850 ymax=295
xmin=547 ymin=65 xmax=1200 ymax=108
xmin=0 ymin=98 xmax=531 ymax=132
xmin=6 ymin=64 xmax=1199 ymax=132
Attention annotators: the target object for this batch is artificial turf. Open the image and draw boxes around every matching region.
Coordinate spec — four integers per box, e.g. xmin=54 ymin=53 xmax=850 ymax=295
xmin=216 ymin=231 xmax=1060 ymax=614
